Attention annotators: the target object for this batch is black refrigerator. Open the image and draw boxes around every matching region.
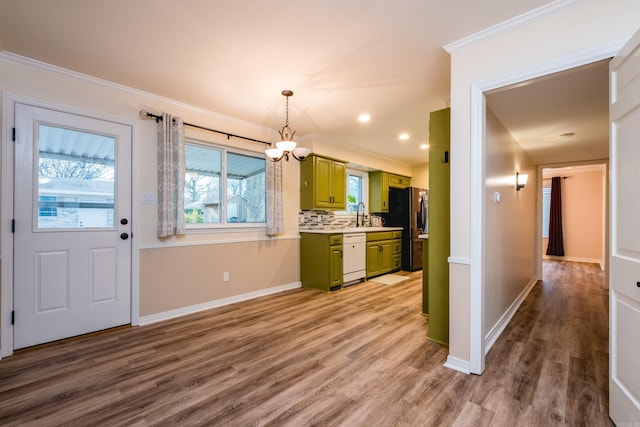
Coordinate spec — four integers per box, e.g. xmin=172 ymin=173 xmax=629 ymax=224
xmin=381 ymin=187 xmax=428 ymax=271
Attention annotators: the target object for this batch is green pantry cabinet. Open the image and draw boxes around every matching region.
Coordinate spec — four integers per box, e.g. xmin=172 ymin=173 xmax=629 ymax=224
xmin=300 ymin=233 xmax=344 ymax=291
xmin=426 ymin=107 xmax=450 ymax=345
xmin=300 ymin=230 xmax=402 ymax=291
xmin=300 ymin=154 xmax=346 ymax=210
xmin=369 ymin=171 xmax=411 ymax=212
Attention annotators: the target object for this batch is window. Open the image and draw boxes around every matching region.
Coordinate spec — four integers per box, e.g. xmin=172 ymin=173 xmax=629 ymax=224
xmin=542 ymin=186 xmax=551 ymax=238
xmin=184 ymin=141 xmax=266 ymax=227
xmin=346 ymin=169 xmax=368 ymax=213
xmin=37 ymin=124 xmax=115 ymax=229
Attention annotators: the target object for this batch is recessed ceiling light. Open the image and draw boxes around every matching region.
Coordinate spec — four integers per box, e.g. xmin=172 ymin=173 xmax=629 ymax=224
xmin=358 ymin=114 xmax=371 ymax=122
xmin=399 ymin=133 xmax=410 ymax=140
xmin=419 ymin=144 xmax=429 ymax=150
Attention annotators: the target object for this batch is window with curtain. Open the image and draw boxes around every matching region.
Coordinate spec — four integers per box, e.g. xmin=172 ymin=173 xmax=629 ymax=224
xmin=542 ymin=186 xmax=551 ymax=238
xmin=546 ymin=176 xmax=565 ymax=256
xmin=184 ymin=140 xmax=266 ymax=227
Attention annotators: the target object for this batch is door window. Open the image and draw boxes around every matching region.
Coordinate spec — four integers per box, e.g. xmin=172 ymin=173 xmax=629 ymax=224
xmin=37 ymin=124 xmax=115 ymax=229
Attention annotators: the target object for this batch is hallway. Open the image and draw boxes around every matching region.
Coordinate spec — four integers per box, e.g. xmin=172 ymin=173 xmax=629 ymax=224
xmin=478 ymin=260 xmax=611 ymax=425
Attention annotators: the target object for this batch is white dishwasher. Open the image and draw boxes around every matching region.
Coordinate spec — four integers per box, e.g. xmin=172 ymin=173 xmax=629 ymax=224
xmin=343 ymin=233 xmax=366 ymax=286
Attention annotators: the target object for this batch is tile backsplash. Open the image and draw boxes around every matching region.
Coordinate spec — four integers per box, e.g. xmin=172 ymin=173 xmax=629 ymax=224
xmin=298 ymin=211 xmax=369 ymax=230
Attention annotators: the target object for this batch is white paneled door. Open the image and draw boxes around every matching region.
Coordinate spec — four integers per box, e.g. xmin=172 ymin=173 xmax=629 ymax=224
xmin=610 ymin=28 xmax=640 ymax=424
xmin=13 ymin=104 xmax=132 ymax=349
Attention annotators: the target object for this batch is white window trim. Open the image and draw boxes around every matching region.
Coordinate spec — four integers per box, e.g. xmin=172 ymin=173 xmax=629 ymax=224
xmin=335 ymin=168 xmax=369 ymax=215
xmin=184 ymin=138 xmax=267 ymax=231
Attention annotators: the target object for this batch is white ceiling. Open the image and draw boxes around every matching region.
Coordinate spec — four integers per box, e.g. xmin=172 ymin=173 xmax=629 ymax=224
xmin=486 ymin=60 xmax=610 ymax=165
xmin=0 ymin=0 xmax=607 ymax=165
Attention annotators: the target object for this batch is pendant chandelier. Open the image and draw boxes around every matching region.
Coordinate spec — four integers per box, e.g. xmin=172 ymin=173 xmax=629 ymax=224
xmin=266 ymin=90 xmax=311 ymax=162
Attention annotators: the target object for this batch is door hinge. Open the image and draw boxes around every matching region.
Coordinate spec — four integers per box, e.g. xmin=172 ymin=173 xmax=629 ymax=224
xmin=11 ymin=219 xmax=15 ymax=233
xmin=11 ymin=311 xmax=15 ymax=325
xmin=12 ymin=127 xmax=16 ymax=142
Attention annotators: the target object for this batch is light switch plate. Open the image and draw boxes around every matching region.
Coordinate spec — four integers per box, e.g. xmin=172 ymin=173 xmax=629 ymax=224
xmin=142 ymin=192 xmax=156 ymax=204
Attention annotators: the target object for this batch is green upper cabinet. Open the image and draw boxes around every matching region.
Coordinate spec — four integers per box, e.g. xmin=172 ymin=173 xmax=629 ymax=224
xmin=388 ymin=174 xmax=411 ymax=189
xmin=300 ymin=154 xmax=346 ymax=210
xmin=369 ymin=171 xmax=411 ymax=213
xmin=369 ymin=171 xmax=389 ymax=212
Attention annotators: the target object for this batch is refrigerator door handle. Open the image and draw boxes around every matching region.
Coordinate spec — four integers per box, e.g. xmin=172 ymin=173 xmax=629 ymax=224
xmin=417 ymin=196 xmax=424 ymax=231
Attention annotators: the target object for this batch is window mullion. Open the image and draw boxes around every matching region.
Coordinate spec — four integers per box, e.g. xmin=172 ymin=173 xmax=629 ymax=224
xmin=221 ymin=149 xmax=228 ymax=225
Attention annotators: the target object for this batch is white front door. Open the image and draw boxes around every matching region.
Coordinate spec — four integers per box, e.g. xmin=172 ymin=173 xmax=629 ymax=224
xmin=610 ymin=28 xmax=640 ymax=424
xmin=13 ymin=104 xmax=132 ymax=349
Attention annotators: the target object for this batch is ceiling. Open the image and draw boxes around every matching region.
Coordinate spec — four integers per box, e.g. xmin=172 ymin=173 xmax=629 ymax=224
xmin=0 ymin=0 xmax=608 ymax=165
xmin=486 ymin=60 xmax=610 ymax=165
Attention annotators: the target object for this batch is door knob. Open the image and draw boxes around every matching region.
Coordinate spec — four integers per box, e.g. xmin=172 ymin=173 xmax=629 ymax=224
xmin=120 ymin=233 xmax=129 ymax=240
xmin=120 ymin=218 xmax=128 ymax=225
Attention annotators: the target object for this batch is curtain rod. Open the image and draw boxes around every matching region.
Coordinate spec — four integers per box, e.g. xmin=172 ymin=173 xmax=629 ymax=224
xmin=542 ymin=176 xmax=570 ymax=180
xmin=140 ymin=110 xmax=272 ymax=147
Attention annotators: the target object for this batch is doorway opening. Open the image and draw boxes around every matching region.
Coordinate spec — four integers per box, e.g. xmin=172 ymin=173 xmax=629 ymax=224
xmin=471 ymin=56 xmax=613 ymax=374
xmin=540 ymin=164 xmax=607 ymax=271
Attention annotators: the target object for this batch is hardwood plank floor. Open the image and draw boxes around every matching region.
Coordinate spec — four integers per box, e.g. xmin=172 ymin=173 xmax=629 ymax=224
xmin=0 ymin=261 xmax=612 ymax=426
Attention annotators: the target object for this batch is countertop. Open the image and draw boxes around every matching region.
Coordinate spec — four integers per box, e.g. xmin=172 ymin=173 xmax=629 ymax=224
xmin=299 ymin=227 xmax=403 ymax=234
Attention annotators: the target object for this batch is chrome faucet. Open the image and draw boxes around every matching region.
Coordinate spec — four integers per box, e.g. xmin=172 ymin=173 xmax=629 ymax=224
xmin=356 ymin=202 xmax=366 ymax=227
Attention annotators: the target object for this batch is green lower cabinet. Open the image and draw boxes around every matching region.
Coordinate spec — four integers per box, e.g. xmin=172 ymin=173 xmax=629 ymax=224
xmin=300 ymin=233 xmax=343 ymax=291
xmin=380 ymin=241 xmax=392 ymax=272
xmin=366 ymin=231 xmax=394 ymax=278
xmin=392 ymin=234 xmax=401 ymax=270
xmin=329 ymin=244 xmax=343 ymax=289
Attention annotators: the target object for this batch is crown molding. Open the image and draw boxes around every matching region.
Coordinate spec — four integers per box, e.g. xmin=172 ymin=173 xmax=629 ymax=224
xmin=0 ymin=50 xmax=277 ymax=137
xmin=443 ymin=0 xmax=586 ymax=53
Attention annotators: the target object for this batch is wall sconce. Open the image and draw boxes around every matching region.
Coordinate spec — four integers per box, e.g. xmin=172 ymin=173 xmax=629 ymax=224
xmin=516 ymin=172 xmax=528 ymax=191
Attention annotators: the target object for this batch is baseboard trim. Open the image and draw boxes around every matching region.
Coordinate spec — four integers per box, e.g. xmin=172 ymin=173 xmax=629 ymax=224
xmin=542 ymin=255 xmax=603 ymax=266
xmin=444 ymin=355 xmax=471 ymax=374
xmin=139 ymin=281 xmax=302 ymax=326
xmin=484 ymin=276 xmax=538 ymax=354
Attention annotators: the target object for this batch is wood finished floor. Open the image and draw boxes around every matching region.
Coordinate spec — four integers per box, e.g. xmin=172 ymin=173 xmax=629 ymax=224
xmin=0 ymin=261 xmax=611 ymax=426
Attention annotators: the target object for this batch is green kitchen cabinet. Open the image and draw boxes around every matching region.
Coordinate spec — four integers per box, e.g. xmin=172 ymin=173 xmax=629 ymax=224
xmin=366 ymin=231 xmax=394 ymax=278
xmin=389 ymin=174 xmax=411 ymax=189
xmin=300 ymin=154 xmax=346 ymax=210
xmin=300 ymin=233 xmax=343 ymax=291
xmin=369 ymin=171 xmax=390 ymax=212
xmin=369 ymin=171 xmax=411 ymax=213
xmin=421 ymin=237 xmax=429 ymax=315
xmin=427 ymin=107 xmax=450 ymax=345
xmin=392 ymin=231 xmax=402 ymax=271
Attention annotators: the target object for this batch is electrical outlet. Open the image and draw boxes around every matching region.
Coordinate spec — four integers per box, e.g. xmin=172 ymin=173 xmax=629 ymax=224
xmin=223 ymin=272 xmax=229 ymax=282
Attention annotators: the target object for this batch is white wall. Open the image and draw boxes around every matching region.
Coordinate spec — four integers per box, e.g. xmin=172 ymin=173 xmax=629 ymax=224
xmin=0 ymin=54 xmax=302 ymax=331
xmin=542 ymin=166 xmax=606 ymax=266
xmin=411 ymin=163 xmax=429 ymax=189
xmin=484 ymin=109 xmax=537 ymax=341
xmin=446 ymin=0 xmax=640 ymax=373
